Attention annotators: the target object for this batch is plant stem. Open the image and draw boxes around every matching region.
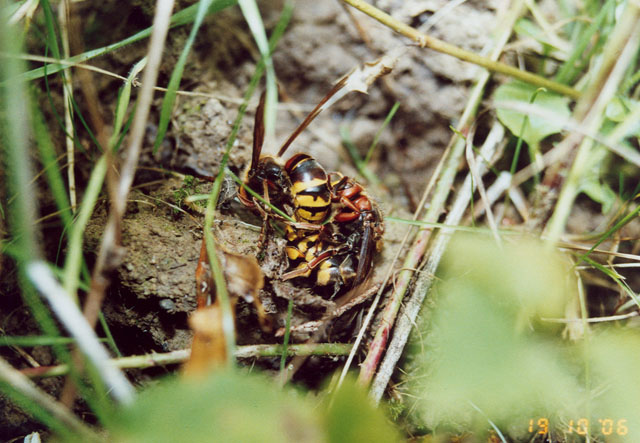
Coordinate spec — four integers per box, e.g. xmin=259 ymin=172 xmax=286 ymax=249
xmin=341 ymin=0 xmax=579 ymax=99
xmin=20 ymin=344 xmax=353 ymax=378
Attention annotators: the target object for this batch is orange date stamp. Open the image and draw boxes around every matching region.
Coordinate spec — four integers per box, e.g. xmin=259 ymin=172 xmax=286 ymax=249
xmin=528 ymin=417 xmax=628 ymax=436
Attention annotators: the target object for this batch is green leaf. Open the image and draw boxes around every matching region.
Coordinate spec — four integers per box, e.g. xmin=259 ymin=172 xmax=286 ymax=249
xmin=514 ymin=18 xmax=558 ymax=49
xmin=589 ymin=331 xmax=640 ymax=441
xmin=325 ymin=378 xmax=401 ymax=443
xmin=605 ymin=96 xmax=639 ymax=126
xmin=407 ymin=235 xmax=579 ymax=437
xmin=111 ymin=370 xmax=402 ymax=442
xmin=580 ymin=144 xmax=616 ymax=213
xmin=111 ymin=371 xmax=324 ymax=442
xmin=495 ymin=80 xmax=571 ymax=146
xmin=582 ymin=180 xmax=616 ymax=214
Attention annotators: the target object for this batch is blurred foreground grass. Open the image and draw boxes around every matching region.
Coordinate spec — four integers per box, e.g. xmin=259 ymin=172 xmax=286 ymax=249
xmin=407 ymin=234 xmax=640 ymax=440
xmin=110 ymin=371 xmax=400 ymax=443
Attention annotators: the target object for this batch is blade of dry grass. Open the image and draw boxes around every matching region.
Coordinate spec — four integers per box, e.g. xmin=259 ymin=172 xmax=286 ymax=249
xmin=372 ymin=132 xmax=505 ymax=404
xmin=368 ymin=122 xmax=505 ymax=401
xmin=58 ymin=0 xmax=77 ymax=212
xmin=465 ymin=125 xmax=502 ymax=245
xmin=238 ymin=0 xmax=277 ymax=143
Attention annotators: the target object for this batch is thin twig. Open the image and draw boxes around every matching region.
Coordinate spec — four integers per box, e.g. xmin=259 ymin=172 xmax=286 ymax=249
xmin=1 ymin=52 xmax=317 ymax=111
xmin=8 ymin=0 xmax=39 ymax=25
xmin=469 ymin=171 xmax=529 ymax=222
xmin=541 ymin=311 xmax=639 ymax=323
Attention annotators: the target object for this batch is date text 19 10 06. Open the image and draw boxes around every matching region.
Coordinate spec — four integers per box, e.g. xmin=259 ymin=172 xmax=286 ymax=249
xmin=528 ymin=417 xmax=629 ymax=436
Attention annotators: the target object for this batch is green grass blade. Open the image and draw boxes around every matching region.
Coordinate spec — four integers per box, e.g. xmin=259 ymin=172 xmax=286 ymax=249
xmin=40 ymin=0 xmax=63 ymax=61
xmin=0 ymin=382 xmax=81 ymax=441
xmin=200 ymin=1 xmax=293 ymax=367
xmin=340 ymin=125 xmax=380 ymax=185
xmin=112 ymin=57 xmax=147 ymax=150
xmin=364 ymin=101 xmax=400 ymax=165
xmin=62 ymin=155 xmax=107 ymax=301
xmin=30 ymin=97 xmax=73 ymax=230
xmin=554 ymin=0 xmax=615 ymax=85
xmin=0 ymin=10 xmax=100 ymax=424
xmin=13 ymin=49 xmax=115 ymax=418
xmin=98 ymin=312 xmax=122 ymax=358
xmin=42 ymin=60 xmax=101 ymax=153
xmin=225 ymin=169 xmax=296 ymax=223
xmin=279 ymin=298 xmax=294 ymax=376
xmin=582 ymin=256 xmax=640 ymax=310
xmin=576 ymin=200 xmax=640 ymax=266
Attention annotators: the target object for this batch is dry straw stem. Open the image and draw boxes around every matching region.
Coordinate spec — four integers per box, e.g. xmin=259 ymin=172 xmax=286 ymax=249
xmin=0 ymin=357 xmax=95 ymax=439
xmin=369 ymin=122 xmax=505 ymax=402
xmin=58 ymin=0 xmax=77 ymax=213
xmin=83 ymin=0 xmax=175 ymax=330
xmin=341 ymin=0 xmax=579 ymax=99
xmin=353 ymin=0 xmax=525 ymax=396
xmin=465 ymin=125 xmax=502 ymax=246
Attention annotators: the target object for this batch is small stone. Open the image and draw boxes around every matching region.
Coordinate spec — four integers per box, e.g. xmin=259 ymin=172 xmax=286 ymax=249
xmin=159 ymin=299 xmax=176 ymax=312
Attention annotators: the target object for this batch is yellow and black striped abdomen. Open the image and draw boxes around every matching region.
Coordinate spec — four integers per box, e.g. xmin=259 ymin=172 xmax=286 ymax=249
xmin=285 ymin=153 xmax=331 ymax=223
xmin=285 ymin=226 xmax=319 ymax=261
xmin=316 ymin=254 xmax=357 ymax=289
